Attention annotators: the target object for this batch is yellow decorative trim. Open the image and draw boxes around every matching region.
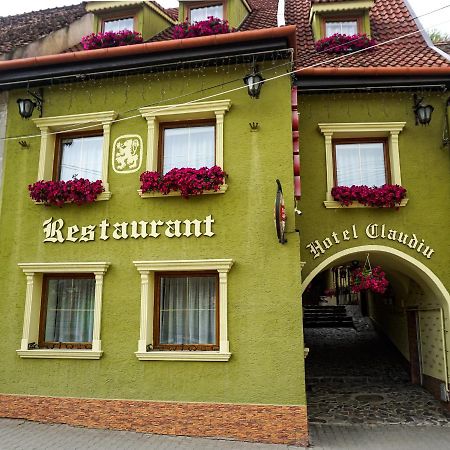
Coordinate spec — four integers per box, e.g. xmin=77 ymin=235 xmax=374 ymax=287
xmin=135 ymin=351 xmax=231 ymax=362
xmin=138 ymin=184 xmax=228 ymax=198
xmin=310 ymin=0 xmax=374 ymax=20
xmin=139 ymin=100 xmax=231 ymax=173
xmin=17 ymin=262 xmax=110 ymax=358
xmin=133 ymin=259 xmax=233 ymax=362
xmin=33 ymin=111 xmax=118 ymax=197
xmin=318 ymin=122 xmax=406 ymax=203
xmin=323 ymin=199 xmax=409 ymax=209
xmin=16 ymin=350 xmax=103 ymax=360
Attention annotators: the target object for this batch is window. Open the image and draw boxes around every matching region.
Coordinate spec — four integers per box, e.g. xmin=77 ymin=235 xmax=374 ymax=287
xmin=40 ymin=275 xmax=95 ymax=349
xmin=160 ymin=121 xmax=215 ymax=174
xmin=333 ymin=139 xmax=389 ymax=187
xmin=325 ymin=19 xmax=359 ymax=37
xmin=133 ymin=259 xmax=233 ymax=361
xmin=55 ymin=132 xmax=103 ymax=181
xmin=318 ymin=122 xmax=407 ymax=208
xmin=33 ymin=111 xmax=117 ymax=201
xmin=103 ymin=17 xmax=134 ymax=32
xmin=139 ymin=100 xmax=231 ymax=198
xmin=189 ymin=3 xmax=224 ymax=22
xmin=154 ymin=272 xmax=219 ymax=350
xmin=17 ymin=262 xmax=110 ymax=359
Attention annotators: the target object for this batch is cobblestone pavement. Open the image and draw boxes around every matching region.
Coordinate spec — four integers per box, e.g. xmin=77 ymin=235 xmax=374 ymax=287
xmin=3 ymin=419 xmax=450 ymax=450
xmin=304 ymin=327 xmax=450 ymax=426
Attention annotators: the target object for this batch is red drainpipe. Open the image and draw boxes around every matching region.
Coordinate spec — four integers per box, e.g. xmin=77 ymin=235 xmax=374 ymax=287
xmin=292 ymin=86 xmax=301 ymax=199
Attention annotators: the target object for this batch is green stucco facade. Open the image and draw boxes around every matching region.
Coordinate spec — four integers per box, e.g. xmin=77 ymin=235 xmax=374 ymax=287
xmin=297 ymin=91 xmax=450 ymax=383
xmin=0 ymin=65 xmax=306 ymax=406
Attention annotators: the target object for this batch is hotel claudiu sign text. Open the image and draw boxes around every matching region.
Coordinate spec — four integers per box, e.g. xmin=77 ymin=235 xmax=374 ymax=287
xmin=42 ymin=216 xmax=215 ymax=243
xmin=306 ymin=223 xmax=435 ymax=260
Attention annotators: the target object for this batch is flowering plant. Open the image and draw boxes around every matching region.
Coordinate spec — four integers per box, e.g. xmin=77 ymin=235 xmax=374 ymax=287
xmin=323 ymin=288 xmax=336 ymax=297
xmin=173 ymin=16 xmax=234 ymax=39
xmin=140 ymin=166 xmax=226 ymax=198
xmin=28 ymin=179 xmax=104 ymax=207
xmin=81 ymin=30 xmax=143 ymax=50
xmin=331 ymin=184 xmax=407 ymax=208
xmin=351 ymin=266 xmax=389 ymax=294
xmin=315 ymin=33 xmax=376 ymax=54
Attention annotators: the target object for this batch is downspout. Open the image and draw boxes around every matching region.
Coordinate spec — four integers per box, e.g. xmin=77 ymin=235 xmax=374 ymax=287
xmin=292 ymin=86 xmax=301 ymax=200
xmin=277 ymin=0 xmax=285 ymax=27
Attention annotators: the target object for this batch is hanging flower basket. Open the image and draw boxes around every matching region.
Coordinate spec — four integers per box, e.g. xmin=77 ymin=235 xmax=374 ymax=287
xmin=81 ymin=30 xmax=143 ymax=50
xmin=140 ymin=166 xmax=227 ymax=198
xmin=331 ymin=184 xmax=407 ymax=208
xmin=351 ymin=265 xmax=389 ymax=294
xmin=28 ymin=179 xmax=104 ymax=207
xmin=315 ymin=33 xmax=376 ymax=54
xmin=173 ymin=16 xmax=235 ymax=39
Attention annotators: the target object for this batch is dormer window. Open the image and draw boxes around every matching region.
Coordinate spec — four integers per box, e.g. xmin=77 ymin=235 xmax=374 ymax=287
xmin=103 ymin=16 xmax=135 ymax=32
xmin=325 ymin=18 xmax=359 ymax=37
xmin=188 ymin=2 xmax=224 ymax=23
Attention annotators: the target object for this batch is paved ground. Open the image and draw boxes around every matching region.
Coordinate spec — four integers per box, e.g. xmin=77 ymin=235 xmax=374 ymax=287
xmin=2 ymin=419 xmax=450 ymax=449
xmin=304 ymin=327 xmax=450 ymax=426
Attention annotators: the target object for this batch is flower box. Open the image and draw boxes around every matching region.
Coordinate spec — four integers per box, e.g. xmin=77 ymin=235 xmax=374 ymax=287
xmin=140 ymin=166 xmax=227 ymax=198
xmin=173 ymin=16 xmax=234 ymax=39
xmin=28 ymin=179 xmax=104 ymax=207
xmin=331 ymin=184 xmax=407 ymax=208
xmin=81 ymin=30 xmax=143 ymax=50
xmin=351 ymin=266 xmax=389 ymax=294
xmin=315 ymin=33 xmax=376 ymax=54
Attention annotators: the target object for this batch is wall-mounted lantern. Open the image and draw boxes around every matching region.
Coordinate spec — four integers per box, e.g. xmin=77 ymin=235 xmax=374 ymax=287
xmin=17 ymin=89 xmax=43 ymax=119
xmin=243 ymin=65 xmax=264 ymax=99
xmin=413 ymin=94 xmax=434 ymax=126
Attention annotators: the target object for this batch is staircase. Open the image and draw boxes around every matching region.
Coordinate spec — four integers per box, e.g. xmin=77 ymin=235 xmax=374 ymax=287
xmin=303 ymin=305 xmax=354 ymax=328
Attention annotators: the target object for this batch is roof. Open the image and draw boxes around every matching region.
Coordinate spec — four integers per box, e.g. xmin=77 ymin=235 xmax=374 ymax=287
xmin=0 ymin=3 xmax=86 ymax=54
xmin=436 ymin=41 xmax=450 ymax=56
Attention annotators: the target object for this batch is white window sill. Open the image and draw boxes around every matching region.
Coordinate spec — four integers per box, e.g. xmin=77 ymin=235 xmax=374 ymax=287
xmin=33 ymin=191 xmax=112 ymax=205
xmin=138 ymin=184 xmax=228 ymax=199
xmin=16 ymin=349 xmax=103 ymax=359
xmin=135 ymin=351 xmax=231 ymax=361
xmin=323 ymin=198 xmax=409 ymax=209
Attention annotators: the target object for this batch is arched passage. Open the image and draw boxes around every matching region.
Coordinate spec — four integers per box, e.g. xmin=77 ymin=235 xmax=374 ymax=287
xmin=301 ymin=245 xmax=450 ymax=425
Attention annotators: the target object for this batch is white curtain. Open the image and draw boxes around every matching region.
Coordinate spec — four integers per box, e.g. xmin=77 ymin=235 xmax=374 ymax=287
xmin=163 ymin=126 xmax=215 ymax=173
xmin=335 ymin=142 xmax=387 ymax=186
xmin=44 ymin=278 xmax=95 ymax=344
xmin=326 ymin=21 xmax=358 ymax=37
xmin=60 ymin=135 xmax=103 ymax=181
xmin=159 ymin=276 xmax=216 ymax=345
xmin=191 ymin=5 xmax=224 ymax=22
xmin=103 ymin=17 xmax=134 ymax=32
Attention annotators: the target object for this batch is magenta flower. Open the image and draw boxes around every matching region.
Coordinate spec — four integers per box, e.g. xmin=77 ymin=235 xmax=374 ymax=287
xmin=173 ymin=17 xmax=235 ymax=39
xmin=315 ymin=33 xmax=377 ymax=54
xmin=81 ymin=30 xmax=143 ymax=50
xmin=28 ymin=179 xmax=104 ymax=207
xmin=351 ymin=266 xmax=389 ymax=294
xmin=331 ymin=184 xmax=407 ymax=208
xmin=140 ymin=166 xmax=227 ymax=198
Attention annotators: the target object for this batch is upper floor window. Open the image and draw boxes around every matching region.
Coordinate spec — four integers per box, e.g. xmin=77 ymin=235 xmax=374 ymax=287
xmin=189 ymin=3 xmax=224 ymax=22
xmin=333 ymin=139 xmax=389 ymax=187
xmin=160 ymin=121 xmax=215 ymax=173
xmin=325 ymin=19 xmax=359 ymax=37
xmin=55 ymin=133 xmax=103 ymax=181
xmin=103 ymin=16 xmax=134 ymax=32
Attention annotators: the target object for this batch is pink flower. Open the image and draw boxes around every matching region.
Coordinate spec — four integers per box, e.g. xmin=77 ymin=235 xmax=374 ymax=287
xmin=81 ymin=30 xmax=143 ymax=50
xmin=315 ymin=33 xmax=377 ymax=54
xmin=351 ymin=266 xmax=389 ymax=294
xmin=173 ymin=17 xmax=234 ymax=39
xmin=140 ymin=166 xmax=227 ymax=198
xmin=331 ymin=184 xmax=407 ymax=208
xmin=28 ymin=179 xmax=104 ymax=207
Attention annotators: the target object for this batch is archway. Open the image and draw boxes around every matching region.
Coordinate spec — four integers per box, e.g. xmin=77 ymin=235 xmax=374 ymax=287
xmin=301 ymin=245 xmax=450 ymax=426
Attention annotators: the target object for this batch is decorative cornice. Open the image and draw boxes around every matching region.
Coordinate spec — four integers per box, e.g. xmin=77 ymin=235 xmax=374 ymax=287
xmin=135 ymin=351 xmax=231 ymax=362
xmin=33 ymin=111 xmax=117 ymax=130
xmin=16 ymin=349 xmax=103 ymax=359
xmin=18 ymin=262 xmax=110 ymax=274
xmin=318 ymin=122 xmax=406 ymax=135
xmin=133 ymin=259 xmax=234 ymax=273
xmin=139 ymin=100 xmax=232 ymax=120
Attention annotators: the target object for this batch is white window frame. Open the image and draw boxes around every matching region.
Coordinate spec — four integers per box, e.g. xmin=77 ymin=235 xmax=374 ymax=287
xmin=318 ymin=122 xmax=408 ymax=208
xmin=33 ymin=111 xmax=118 ymax=201
xmin=133 ymin=259 xmax=233 ymax=361
xmin=16 ymin=262 xmax=110 ymax=359
xmin=138 ymin=100 xmax=231 ymax=198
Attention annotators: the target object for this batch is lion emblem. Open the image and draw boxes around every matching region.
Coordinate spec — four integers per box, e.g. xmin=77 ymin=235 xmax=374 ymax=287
xmin=112 ymin=135 xmax=143 ymax=174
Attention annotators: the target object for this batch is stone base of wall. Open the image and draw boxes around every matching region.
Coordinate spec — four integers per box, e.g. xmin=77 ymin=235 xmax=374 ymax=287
xmin=422 ymin=374 xmax=450 ymax=412
xmin=0 ymin=394 xmax=308 ymax=446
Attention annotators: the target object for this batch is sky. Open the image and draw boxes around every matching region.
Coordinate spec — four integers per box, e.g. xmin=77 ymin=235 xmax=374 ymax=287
xmin=0 ymin=0 xmax=448 ymax=34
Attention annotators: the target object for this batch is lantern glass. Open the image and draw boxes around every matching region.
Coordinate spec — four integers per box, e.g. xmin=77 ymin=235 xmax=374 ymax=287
xmin=243 ymin=72 xmax=264 ymax=98
xmin=17 ymin=98 xmax=36 ymax=119
xmin=416 ymin=104 xmax=434 ymax=125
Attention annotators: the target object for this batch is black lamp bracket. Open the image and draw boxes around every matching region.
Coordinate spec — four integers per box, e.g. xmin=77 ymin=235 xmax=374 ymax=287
xmin=28 ymin=88 xmax=43 ymax=117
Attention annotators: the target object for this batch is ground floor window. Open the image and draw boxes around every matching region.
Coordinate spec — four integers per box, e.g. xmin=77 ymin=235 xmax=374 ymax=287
xmin=154 ymin=272 xmax=219 ymax=350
